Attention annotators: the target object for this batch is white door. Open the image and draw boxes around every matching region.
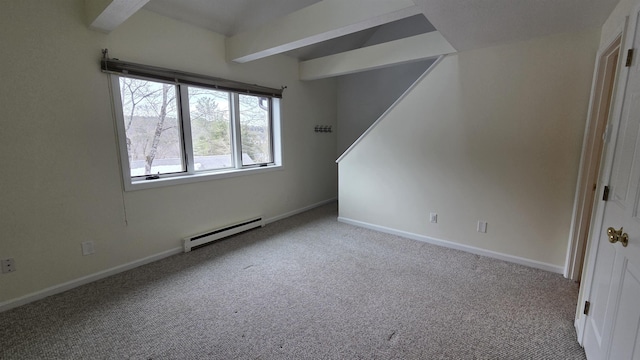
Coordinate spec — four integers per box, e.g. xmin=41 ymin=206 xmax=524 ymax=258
xmin=583 ymin=6 xmax=640 ymax=360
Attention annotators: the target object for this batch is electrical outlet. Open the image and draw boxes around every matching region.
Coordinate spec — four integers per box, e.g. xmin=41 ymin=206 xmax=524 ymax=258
xmin=430 ymin=212 xmax=438 ymax=223
xmin=477 ymin=221 xmax=488 ymax=233
xmin=81 ymin=241 xmax=95 ymax=256
xmin=1 ymin=258 xmax=16 ymax=273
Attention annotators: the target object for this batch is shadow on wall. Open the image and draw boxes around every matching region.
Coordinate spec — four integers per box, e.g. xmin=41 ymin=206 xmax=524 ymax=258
xmin=336 ymin=59 xmax=435 ymax=155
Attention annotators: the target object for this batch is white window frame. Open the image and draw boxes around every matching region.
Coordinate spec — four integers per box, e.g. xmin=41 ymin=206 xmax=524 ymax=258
xmin=110 ymin=75 xmax=283 ymax=191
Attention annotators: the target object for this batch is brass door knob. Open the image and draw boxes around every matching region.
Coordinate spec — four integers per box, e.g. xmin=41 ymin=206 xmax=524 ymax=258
xmin=607 ymin=227 xmax=629 ymax=247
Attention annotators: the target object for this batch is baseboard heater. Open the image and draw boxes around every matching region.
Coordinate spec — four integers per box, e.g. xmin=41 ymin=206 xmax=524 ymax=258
xmin=183 ymin=216 xmax=264 ymax=252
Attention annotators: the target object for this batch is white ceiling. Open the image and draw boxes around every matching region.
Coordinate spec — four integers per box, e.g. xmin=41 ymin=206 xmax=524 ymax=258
xmin=143 ymin=0 xmax=620 ymax=58
xmin=285 ymin=14 xmax=435 ymax=61
xmin=144 ymin=0 xmax=321 ymax=36
xmin=413 ymin=0 xmax=620 ymax=51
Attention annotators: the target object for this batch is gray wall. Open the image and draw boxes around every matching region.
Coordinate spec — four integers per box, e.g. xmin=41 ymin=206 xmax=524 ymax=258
xmin=336 ymin=59 xmax=434 ymax=155
xmin=336 ymin=15 xmax=436 ymax=155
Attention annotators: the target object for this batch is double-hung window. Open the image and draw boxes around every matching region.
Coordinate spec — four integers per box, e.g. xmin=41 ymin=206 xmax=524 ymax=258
xmin=103 ymin=57 xmax=282 ymax=190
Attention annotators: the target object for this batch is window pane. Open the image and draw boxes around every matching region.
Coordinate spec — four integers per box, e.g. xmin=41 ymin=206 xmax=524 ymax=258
xmin=119 ymin=77 xmax=183 ymax=177
xmin=239 ymin=94 xmax=272 ymax=165
xmin=188 ymin=87 xmax=233 ymax=171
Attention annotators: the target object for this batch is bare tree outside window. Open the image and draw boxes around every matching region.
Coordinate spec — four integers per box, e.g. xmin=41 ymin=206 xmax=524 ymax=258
xmin=119 ymin=78 xmax=183 ymax=176
xmin=114 ymin=75 xmax=278 ymax=185
xmin=239 ymin=94 xmax=272 ymax=164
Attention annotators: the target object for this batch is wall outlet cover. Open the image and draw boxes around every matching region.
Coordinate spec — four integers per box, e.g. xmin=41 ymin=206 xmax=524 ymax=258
xmin=477 ymin=221 xmax=488 ymax=233
xmin=430 ymin=213 xmax=438 ymax=223
xmin=82 ymin=241 xmax=95 ymax=256
xmin=1 ymin=258 xmax=16 ymax=273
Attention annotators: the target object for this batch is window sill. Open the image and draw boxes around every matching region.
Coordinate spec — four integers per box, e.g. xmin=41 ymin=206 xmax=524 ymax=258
xmin=124 ymin=164 xmax=283 ymax=191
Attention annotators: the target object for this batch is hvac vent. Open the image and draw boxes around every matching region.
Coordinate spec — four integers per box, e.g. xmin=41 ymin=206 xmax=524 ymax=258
xmin=183 ymin=216 xmax=264 ymax=252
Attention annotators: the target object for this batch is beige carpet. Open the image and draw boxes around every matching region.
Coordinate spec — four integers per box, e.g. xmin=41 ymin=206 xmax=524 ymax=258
xmin=0 ymin=203 xmax=585 ymax=359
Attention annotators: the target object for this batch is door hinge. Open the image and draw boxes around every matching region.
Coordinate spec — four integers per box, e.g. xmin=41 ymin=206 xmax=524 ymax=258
xmin=603 ymin=186 xmax=610 ymax=201
xmin=584 ymin=301 xmax=591 ymax=315
xmin=626 ymin=49 xmax=634 ymax=67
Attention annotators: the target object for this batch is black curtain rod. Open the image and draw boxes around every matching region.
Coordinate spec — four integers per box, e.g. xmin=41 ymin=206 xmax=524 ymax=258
xmin=101 ymin=57 xmax=284 ymax=99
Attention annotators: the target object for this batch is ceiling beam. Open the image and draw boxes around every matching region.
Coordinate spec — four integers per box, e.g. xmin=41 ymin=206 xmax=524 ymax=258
xmin=299 ymin=32 xmax=456 ymax=81
xmin=85 ymin=0 xmax=149 ymax=33
xmin=226 ymin=0 xmax=422 ymax=63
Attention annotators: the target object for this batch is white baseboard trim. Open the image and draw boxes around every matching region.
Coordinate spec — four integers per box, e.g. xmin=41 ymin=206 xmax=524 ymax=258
xmin=265 ymin=197 xmax=337 ymax=224
xmin=0 ymin=247 xmax=183 ymax=313
xmin=0 ymin=198 xmax=338 ymax=313
xmin=338 ymin=217 xmax=564 ymax=274
xmin=574 ymin=318 xmax=585 ymax=346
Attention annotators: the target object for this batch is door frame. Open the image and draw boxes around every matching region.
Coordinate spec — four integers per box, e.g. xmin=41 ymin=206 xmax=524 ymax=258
xmin=574 ymin=17 xmax=632 ymax=345
xmin=565 ymin=32 xmax=624 ymax=282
